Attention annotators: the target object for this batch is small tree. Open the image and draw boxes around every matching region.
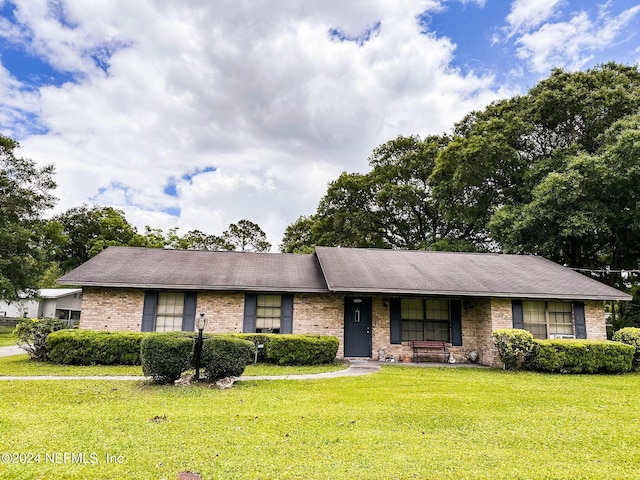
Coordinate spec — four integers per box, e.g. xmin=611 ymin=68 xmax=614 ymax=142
xmin=492 ymin=329 xmax=535 ymax=370
xmin=223 ymin=219 xmax=271 ymax=252
xmin=13 ymin=317 xmax=69 ymax=361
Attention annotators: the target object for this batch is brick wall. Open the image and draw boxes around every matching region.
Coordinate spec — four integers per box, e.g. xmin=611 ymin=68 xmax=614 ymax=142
xmin=80 ymin=287 xmax=145 ymax=331
xmin=80 ymin=287 xmax=609 ymax=367
xmin=585 ymin=300 xmax=607 ymax=340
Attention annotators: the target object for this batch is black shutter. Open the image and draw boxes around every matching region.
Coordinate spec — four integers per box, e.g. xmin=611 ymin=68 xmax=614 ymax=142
xmin=574 ymin=301 xmax=586 ymax=339
xmin=281 ymin=294 xmax=294 ymax=334
xmin=182 ymin=292 xmax=197 ymax=331
xmin=450 ymin=299 xmax=462 ymax=346
xmin=243 ymin=293 xmax=257 ymax=333
xmin=512 ymin=300 xmax=524 ymax=329
xmin=141 ymin=291 xmax=158 ymax=332
xmin=390 ymin=298 xmax=402 ymax=344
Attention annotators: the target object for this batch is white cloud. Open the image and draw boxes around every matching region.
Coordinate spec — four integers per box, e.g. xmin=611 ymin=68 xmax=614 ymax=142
xmin=506 ymin=1 xmax=640 ymax=74
xmin=506 ymin=0 xmax=565 ymax=37
xmin=2 ymin=0 xmax=507 ymax=248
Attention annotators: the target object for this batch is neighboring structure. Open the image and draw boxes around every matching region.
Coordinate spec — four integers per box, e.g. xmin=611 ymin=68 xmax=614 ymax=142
xmin=0 ymin=289 xmax=83 ymax=325
xmin=58 ymin=246 xmax=631 ymax=367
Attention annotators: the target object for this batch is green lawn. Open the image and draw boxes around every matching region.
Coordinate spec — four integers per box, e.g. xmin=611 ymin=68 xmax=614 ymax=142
xmin=0 ymin=325 xmax=16 ymax=347
xmin=0 ymin=355 xmax=347 ymax=377
xmin=1 ymin=367 xmax=639 ymax=479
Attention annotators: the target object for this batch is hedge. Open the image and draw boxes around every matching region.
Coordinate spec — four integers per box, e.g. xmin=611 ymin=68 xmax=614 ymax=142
xmin=47 ymin=330 xmax=145 ymax=365
xmin=229 ymin=334 xmax=339 ymax=365
xmin=141 ymin=333 xmax=194 ymax=383
xmin=525 ymin=339 xmax=634 ymax=374
xmin=199 ymin=336 xmax=254 ymax=380
xmin=612 ymin=327 xmax=640 ymax=370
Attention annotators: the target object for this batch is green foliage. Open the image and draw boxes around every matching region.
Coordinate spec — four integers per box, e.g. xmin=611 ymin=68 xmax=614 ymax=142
xmin=140 ymin=333 xmax=194 ymax=383
xmin=612 ymin=327 xmax=640 ymax=370
xmin=222 ymin=219 xmax=271 ymax=252
xmin=46 ymin=330 xmax=146 ymax=365
xmin=0 ymin=135 xmax=57 ymax=302
xmin=281 ymin=63 xmax=640 ymax=278
xmin=265 ymin=335 xmax=339 ymax=365
xmin=525 ymin=339 xmax=634 ymax=374
xmin=199 ymin=336 xmax=254 ymax=380
xmin=52 ymin=204 xmax=142 ymax=272
xmin=229 ymin=334 xmax=339 ymax=365
xmin=13 ymin=317 xmax=70 ymax=361
xmin=281 ymin=135 xmax=456 ymax=252
xmin=491 ymin=329 xmax=534 ymax=370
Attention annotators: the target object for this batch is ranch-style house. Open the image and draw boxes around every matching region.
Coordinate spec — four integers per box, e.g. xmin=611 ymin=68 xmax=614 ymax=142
xmin=58 ymin=246 xmax=631 ymax=367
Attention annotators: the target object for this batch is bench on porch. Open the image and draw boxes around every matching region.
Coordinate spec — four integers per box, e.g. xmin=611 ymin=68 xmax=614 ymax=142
xmin=410 ymin=340 xmax=449 ymax=363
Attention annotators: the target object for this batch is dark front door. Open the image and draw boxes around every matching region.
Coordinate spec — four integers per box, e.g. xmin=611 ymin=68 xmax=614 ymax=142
xmin=344 ymin=297 xmax=372 ymax=357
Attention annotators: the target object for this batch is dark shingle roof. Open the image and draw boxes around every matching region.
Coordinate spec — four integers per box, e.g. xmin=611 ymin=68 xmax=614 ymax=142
xmin=58 ymin=246 xmax=631 ymax=301
xmin=58 ymin=247 xmax=328 ymax=293
xmin=314 ymin=247 xmax=631 ymax=301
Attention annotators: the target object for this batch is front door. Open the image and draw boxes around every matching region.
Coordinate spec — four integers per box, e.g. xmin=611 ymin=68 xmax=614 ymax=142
xmin=344 ymin=297 xmax=372 ymax=357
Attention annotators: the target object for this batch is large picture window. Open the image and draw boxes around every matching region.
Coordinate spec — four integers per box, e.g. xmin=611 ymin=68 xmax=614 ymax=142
xmin=155 ymin=292 xmax=185 ymax=332
xmin=256 ymin=294 xmax=282 ymax=333
xmin=523 ymin=301 xmax=574 ymax=339
xmin=401 ymin=298 xmax=450 ymax=342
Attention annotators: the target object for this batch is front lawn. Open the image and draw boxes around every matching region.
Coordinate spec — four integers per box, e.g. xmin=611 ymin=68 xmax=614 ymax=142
xmin=0 ymin=355 xmax=347 ymax=377
xmin=0 ymin=325 xmax=16 ymax=347
xmin=1 ymin=367 xmax=639 ymax=479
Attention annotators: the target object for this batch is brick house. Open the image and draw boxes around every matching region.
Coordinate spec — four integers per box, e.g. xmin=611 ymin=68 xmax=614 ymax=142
xmin=58 ymin=246 xmax=631 ymax=367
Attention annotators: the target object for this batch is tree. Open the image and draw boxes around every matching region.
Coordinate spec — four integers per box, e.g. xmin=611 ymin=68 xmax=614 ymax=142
xmin=174 ymin=229 xmax=232 ymax=251
xmin=432 ymin=62 xmax=640 ymax=254
xmin=0 ymin=135 xmax=56 ymax=302
xmin=223 ymin=220 xmax=271 ymax=252
xmin=281 ymin=135 xmax=462 ymax=252
xmin=52 ymin=205 xmax=144 ymax=272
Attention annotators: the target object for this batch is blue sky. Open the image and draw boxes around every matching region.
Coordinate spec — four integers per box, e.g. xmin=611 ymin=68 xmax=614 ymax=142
xmin=1 ymin=0 xmax=639 ymax=247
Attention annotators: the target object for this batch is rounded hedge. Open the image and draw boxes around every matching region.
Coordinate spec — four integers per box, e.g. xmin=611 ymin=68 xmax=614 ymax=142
xmin=199 ymin=336 xmax=253 ymax=380
xmin=525 ymin=339 xmax=634 ymax=374
xmin=612 ymin=327 xmax=640 ymax=370
xmin=491 ymin=329 xmax=534 ymax=370
xmin=47 ymin=330 xmax=145 ymax=365
xmin=141 ymin=333 xmax=194 ymax=383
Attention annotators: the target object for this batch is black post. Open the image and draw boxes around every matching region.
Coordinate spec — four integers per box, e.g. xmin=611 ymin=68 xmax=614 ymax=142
xmin=194 ymin=327 xmax=204 ymax=381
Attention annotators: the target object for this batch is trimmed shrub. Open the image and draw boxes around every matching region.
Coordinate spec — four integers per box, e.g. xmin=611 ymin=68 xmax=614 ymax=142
xmin=47 ymin=330 xmax=145 ymax=365
xmin=141 ymin=333 xmax=194 ymax=383
xmin=491 ymin=329 xmax=534 ymax=370
xmin=612 ymin=327 xmax=640 ymax=370
xmin=525 ymin=339 xmax=634 ymax=374
xmin=266 ymin=335 xmax=339 ymax=365
xmin=13 ymin=317 xmax=70 ymax=361
xmin=199 ymin=336 xmax=253 ymax=380
xmin=229 ymin=333 xmax=274 ymax=363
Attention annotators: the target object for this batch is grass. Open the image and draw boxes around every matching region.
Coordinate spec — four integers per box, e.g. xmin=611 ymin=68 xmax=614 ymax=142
xmin=0 ymin=354 xmax=144 ymax=376
xmin=0 ymin=325 xmax=17 ymax=347
xmin=0 ymin=354 xmax=347 ymax=377
xmin=1 ymin=367 xmax=639 ymax=479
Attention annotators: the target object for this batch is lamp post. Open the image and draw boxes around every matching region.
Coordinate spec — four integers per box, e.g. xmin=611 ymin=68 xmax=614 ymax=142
xmin=194 ymin=312 xmax=207 ymax=381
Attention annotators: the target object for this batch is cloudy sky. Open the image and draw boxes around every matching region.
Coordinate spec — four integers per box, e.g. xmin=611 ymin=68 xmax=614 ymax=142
xmin=1 ymin=0 xmax=639 ymax=249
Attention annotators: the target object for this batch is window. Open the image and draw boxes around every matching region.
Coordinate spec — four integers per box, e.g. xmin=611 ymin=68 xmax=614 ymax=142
xmin=401 ymin=298 xmax=450 ymax=342
xmin=256 ymin=294 xmax=282 ymax=333
xmin=523 ymin=301 xmax=574 ymax=339
xmin=155 ymin=292 xmax=184 ymax=332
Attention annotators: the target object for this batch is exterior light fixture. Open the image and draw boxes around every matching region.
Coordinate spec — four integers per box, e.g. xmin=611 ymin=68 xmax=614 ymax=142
xmin=194 ymin=312 xmax=207 ymax=381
